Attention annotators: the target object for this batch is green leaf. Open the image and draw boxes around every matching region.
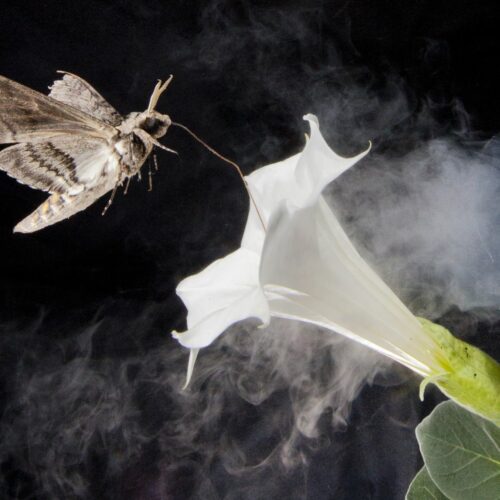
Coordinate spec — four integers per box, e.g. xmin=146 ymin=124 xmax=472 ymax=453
xmin=416 ymin=401 xmax=500 ymax=500
xmin=406 ymin=466 xmax=449 ymax=500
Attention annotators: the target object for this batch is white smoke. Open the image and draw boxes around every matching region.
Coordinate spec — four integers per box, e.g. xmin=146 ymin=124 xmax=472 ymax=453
xmin=329 ymin=137 xmax=500 ymax=320
xmin=1 ymin=2 xmax=499 ymax=499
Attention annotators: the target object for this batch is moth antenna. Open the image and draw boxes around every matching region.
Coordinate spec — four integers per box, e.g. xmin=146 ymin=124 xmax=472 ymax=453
xmin=147 ymin=75 xmax=173 ymax=113
xmin=171 ymin=121 xmax=267 ymax=231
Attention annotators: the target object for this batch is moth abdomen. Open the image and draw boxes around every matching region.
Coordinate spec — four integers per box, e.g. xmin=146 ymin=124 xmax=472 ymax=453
xmin=14 ymin=170 xmax=118 ymax=233
xmin=14 ymin=192 xmax=72 ymax=233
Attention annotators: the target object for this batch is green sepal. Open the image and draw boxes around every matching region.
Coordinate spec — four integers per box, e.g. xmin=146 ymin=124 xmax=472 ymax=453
xmin=418 ymin=317 xmax=500 ymax=426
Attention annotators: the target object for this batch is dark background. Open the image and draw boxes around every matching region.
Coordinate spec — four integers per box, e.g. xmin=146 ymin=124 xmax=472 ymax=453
xmin=0 ymin=1 xmax=499 ymax=499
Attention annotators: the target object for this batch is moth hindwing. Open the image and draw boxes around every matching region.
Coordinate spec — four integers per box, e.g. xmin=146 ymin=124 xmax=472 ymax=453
xmin=0 ymin=71 xmax=174 ymax=233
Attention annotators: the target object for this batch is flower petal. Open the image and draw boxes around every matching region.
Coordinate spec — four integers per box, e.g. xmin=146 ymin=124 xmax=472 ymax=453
xmin=260 ymin=197 xmax=442 ymax=376
xmin=173 ymin=247 xmax=270 ymax=348
xmin=241 ymin=114 xmax=370 ymax=252
xmin=293 ymin=114 xmax=371 ymax=209
xmin=241 ymin=152 xmax=300 ymax=253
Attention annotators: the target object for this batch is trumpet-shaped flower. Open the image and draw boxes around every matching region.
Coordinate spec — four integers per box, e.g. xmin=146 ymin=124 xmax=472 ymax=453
xmin=173 ymin=115 xmax=500 ymax=424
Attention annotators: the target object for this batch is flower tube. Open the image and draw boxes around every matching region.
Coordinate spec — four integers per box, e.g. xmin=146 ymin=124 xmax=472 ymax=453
xmin=173 ymin=115 xmax=500 ymax=424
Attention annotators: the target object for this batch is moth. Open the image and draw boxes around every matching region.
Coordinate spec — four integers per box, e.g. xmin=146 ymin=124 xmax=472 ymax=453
xmin=0 ymin=71 xmax=177 ymax=233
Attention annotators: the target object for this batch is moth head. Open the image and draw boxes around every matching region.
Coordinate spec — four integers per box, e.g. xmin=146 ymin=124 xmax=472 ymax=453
xmin=138 ymin=110 xmax=171 ymax=139
xmin=136 ymin=75 xmax=174 ymax=139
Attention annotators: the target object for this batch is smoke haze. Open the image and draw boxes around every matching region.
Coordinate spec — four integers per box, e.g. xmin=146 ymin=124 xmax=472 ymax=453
xmin=0 ymin=1 xmax=499 ymax=499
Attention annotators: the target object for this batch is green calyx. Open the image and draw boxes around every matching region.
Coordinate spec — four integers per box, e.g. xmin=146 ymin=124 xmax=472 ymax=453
xmin=418 ymin=317 xmax=500 ymax=426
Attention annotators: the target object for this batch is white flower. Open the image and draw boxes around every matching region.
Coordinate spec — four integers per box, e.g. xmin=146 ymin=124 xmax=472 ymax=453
xmin=173 ymin=114 xmax=436 ymax=374
xmin=172 ymin=115 xmax=500 ymax=425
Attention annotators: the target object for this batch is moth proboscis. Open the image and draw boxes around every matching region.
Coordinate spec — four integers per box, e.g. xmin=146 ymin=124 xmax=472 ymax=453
xmin=0 ymin=71 xmax=175 ymax=233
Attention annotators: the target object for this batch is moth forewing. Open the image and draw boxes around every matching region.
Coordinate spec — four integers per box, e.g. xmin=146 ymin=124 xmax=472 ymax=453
xmin=0 ymin=73 xmax=174 ymax=233
xmin=0 ymin=75 xmax=117 ymax=144
xmin=48 ymin=71 xmax=122 ymax=126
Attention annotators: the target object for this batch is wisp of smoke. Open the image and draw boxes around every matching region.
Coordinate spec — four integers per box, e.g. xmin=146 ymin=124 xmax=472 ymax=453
xmin=0 ymin=306 xmax=413 ymax=499
xmin=1 ymin=2 xmax=500 ymax=499
xmin=330 ymin=137 xmax=500 ymax=320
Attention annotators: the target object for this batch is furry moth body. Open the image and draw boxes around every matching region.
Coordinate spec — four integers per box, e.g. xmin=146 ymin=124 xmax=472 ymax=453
xmin=0 ymin=72 xmax=174 ymax=233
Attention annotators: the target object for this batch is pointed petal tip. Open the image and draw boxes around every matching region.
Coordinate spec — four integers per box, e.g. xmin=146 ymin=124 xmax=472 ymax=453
xmin=302 ymin=113 xmax=319 ymax=126
xmin=181 ymin=348 xmax=200 ymax=390
xmin=302 ymin=113 xmax=372 ymax=156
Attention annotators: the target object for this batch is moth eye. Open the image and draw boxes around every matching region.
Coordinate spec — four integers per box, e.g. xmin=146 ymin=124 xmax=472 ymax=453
xmin=142 ymin=117 xmax=159 ymax=133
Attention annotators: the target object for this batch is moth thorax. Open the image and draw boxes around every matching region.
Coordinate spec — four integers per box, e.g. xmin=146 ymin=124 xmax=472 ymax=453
xmin=114 ymin=134 xmax=150 ymax=176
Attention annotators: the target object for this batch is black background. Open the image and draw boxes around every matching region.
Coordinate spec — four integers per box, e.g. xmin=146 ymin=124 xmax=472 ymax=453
xmin=0 ymin=1 xmax=499 ymax=499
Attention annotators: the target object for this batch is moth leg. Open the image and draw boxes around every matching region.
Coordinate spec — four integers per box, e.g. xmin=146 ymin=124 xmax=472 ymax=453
xmin=123 ymin=176 xmax=132 ymax=195
xmin=102 ymin=169 xmax=123 ymax=215
xmin=102 ymin=182 xmax=120 ymax=215
xmin=148 ymin=160 xmax=153 ymax=192
xmin=153 ymin=154 xmax=159 ymax=171
xmin=102 ymin=185 xmax=119 ymax=215
xmin=133 ymin=128 xmax=178 ymax=155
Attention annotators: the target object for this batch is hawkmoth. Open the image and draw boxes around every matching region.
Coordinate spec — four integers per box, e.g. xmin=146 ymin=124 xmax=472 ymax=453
xmin=0 ymin=71 xmax=176 ymax=233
